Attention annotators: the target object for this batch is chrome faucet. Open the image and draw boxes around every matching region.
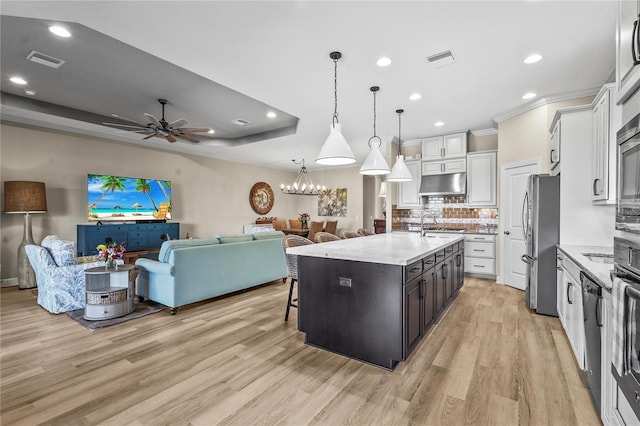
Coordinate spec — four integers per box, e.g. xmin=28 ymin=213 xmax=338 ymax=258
xmin=421 ymin=212 xmax=438 ymax=236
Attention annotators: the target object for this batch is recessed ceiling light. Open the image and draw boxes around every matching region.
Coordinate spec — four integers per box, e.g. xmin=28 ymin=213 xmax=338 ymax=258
xmin=24 ymin=89 xmax=37 ymax=96
xmin=10 ymin=76 xmax=27 ymax=85
xmin=522 ymin=92 xmax=536 ymax=100
xmin=207 ymin=129 xmax=215 ymax=134
xmin=376 ymin=57 xmax=392 ymax=67
xmin=409 ymin=93 xmax=422 ymax=101
xmin=524 ymin=54 xmax=542 ymax=64
xmin=266 ymin=111 xmax=277 ymax=118
xmin=434 ymin=121 xmax=444 ymax=127
xmin=49 ymin=25 xmax=71 ymax=38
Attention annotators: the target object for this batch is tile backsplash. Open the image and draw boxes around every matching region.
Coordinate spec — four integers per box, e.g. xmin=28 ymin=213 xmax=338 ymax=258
xmin=392 ymin=196 xmax=499 ymax=231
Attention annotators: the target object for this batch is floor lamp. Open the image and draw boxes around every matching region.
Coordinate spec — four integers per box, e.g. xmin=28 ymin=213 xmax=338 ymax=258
xmin=3 ymin=181 xmax=47 ymax=289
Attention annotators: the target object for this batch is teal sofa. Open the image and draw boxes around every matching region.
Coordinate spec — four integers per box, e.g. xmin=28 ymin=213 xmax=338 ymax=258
xmin=134 ymin=231 xmax=288 ymax=314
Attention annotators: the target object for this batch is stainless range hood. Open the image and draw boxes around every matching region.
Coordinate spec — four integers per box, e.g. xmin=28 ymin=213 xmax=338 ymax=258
xmin=418 ymin=173 xmax=467 ymax=196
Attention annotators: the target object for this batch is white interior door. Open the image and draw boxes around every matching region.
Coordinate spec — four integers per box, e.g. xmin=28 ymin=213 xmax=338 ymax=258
xmin=500 ymin=159 xmax=540 ymax=290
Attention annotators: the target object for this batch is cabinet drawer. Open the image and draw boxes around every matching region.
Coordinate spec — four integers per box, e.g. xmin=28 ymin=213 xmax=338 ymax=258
xmin=405 ymin=260 xmax=423 ymax=283
xmin=434 ymin=249 xmax=445 ymax=263
xmin=464 ymin=241 xmax=495 ymax=258
xmin=423 ymin=254 xmax=436 ymax=269
xmin=464 ymin=234 xmax=496 ymax=242
xmin=444 ymin=245 xmax=454 ymax=258
xmin=465 ymin=257 xmax=496 ymax=274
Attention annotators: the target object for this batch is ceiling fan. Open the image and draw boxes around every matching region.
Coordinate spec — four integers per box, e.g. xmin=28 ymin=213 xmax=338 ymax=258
xmin=103 ymin=98 xmax=215 ymax=143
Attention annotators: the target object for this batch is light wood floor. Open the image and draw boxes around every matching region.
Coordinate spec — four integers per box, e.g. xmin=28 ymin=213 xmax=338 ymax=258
xmin=1 ymin=278 xmax=601 ymax=425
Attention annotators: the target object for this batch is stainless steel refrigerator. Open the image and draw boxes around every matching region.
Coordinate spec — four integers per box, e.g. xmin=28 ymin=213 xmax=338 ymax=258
xmin=523 ymin=174 xmax=560 ymax=317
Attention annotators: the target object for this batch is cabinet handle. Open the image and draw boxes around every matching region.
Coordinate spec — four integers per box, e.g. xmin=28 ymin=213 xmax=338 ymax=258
xmin=593 ymin=178 xmax=599 ymax=196
xmin=441 ymin=147 xmax=445 ymax=158
xmin=567 ymin=282 xmax=573 ymax=304
xmin=596 ymin=295 xmax=603 ymax=327
xmin=419 ymin=280 xmax=425 ymax=299
xmin=456 ymin=254 xmax=461 ymax=267
xmin=633 ymin=18 xmax=640 ymax=65
xmin=442 ymin=264 xmax=448 ymax=279
xmin=550 ymin=149 xmax=555 ymax=163
xmin=440 ymin=163 xmax=444 ymax=173
xmin=473 ymin=249 xmax=485 ymax=252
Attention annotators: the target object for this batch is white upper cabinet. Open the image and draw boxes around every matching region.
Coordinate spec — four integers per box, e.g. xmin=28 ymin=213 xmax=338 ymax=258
xmin=616 ymin=0 xmax=640 ymax=104
xmin=421 ymin=136 xmax=444 ymax=161
xmin=591 ymin=83 xmax=620 ymax=204
xmin=421 ymin=132 xmax=468 ymax=175
xmin=443 ymin=133 xmax=467 ymax=158
xmin=397 ymin=160 xmax=422 ymax=209
xmin=467 ymin=151 xmax=497 ymax=207
xmin=421 ymin=132 xmax=467 ymax=161
xmin=550 ymin=120 xmax=561 ymax=175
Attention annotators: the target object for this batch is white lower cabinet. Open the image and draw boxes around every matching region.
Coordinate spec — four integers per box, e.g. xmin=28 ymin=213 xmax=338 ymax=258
xmin=464 ymin=234 xmax=496 ymax=278
xmin=557 ymin=253 xmax=585 ymax=370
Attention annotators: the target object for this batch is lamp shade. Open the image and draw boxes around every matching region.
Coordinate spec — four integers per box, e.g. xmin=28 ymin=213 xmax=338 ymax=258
xmin=378 ymin=181 xmax=387 ymax=197
xmin=359 ymin=142 xmax=391 ymax=175
xmin=4 ymin=181 xmax=47 ymax=213
xmin=316 ymin=123 xmax=356 ymax=165
xmin=387 ymin=155 xmax=414 ymax=182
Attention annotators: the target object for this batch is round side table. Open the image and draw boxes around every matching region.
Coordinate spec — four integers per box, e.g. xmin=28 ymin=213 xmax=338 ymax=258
xmin=84 ymin=264 xmax=135 ymax=320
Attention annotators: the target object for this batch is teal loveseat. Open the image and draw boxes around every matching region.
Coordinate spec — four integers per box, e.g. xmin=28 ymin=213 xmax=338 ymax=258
xmin=134 ymin=231 xmax=288 ymax=314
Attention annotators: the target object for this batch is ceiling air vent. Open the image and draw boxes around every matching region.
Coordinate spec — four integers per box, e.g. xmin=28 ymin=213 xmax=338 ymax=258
xmin=231 ymin=118 xmax=251 ymax=126
xmin=26 ymin=50 xmax=65 ymax=68
xmin=426 ymin=50 xmax=455 ymax=68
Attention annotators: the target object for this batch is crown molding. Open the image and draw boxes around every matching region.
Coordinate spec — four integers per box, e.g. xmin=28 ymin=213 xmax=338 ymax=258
xmin=493 ymin=87 xmax=600 ymax=123
xmin=470 ymin=128 xmax=498 ymax=137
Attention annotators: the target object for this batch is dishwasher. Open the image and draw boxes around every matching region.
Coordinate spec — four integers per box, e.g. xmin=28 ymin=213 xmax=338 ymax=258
xmin=581 ymin=271 xmax=602 ymax=415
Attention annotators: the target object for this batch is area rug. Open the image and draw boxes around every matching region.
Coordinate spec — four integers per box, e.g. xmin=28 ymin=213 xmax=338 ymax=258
xmin=66 ymin=300 xmax=165 ymax=331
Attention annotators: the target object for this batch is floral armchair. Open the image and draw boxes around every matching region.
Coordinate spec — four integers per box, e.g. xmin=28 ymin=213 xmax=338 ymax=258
xmin=25 ymin=236 xmax=104 ymax=314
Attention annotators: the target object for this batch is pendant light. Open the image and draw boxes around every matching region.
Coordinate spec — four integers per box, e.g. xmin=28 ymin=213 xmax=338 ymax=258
xmin=316 ymin=51 xmax=356 ymax=166
xmin=359 ymin=86 xmax=391 ymax=175
xmin=387 ymin=109 xmax=413 ymax=182
xmin=281 ymin=159 xmax=325 ymax=195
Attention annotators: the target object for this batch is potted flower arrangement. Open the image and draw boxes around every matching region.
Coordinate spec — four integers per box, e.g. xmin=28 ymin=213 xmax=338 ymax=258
xmin=299 ymin=212 xmax=310 ymax=229
xmin=96 ymin=241 xmax=126 ymax=269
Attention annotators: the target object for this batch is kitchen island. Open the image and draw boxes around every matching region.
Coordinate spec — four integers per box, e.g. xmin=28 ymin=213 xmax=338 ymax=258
xmin=286 ymin=232 xmax=465 ymax=370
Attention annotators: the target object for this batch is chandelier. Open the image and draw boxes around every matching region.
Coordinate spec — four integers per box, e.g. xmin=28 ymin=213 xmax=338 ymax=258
xmin=281 ymin=159 xmax=325 ymax=195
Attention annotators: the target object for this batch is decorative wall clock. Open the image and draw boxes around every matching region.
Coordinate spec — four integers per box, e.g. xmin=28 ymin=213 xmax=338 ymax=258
xmin=249 ymin=182 xmax=274 ymax=214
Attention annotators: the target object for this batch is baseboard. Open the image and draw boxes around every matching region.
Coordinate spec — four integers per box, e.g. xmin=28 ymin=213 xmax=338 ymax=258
xmin=1 ymin=277 xmax=18 ymax=288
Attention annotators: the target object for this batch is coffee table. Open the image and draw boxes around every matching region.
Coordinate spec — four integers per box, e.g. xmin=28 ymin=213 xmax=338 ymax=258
xmin=84 ymin=264 xmax=135 ymax=320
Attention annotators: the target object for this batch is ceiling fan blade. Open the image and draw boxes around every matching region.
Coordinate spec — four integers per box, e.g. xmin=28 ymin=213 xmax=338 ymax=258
xmin=184 ymin=132 xmax=215 ymax=140
xmin=179 ymin=127 xmax=211 ymax=133
xmin=144 ymin=113 xmax=163 ymax=128
xmin=176 ymin=134 xmax=200 ymax=143
xmin=103 ymin=122 xmax=148 ymax=130
xmin=143 ymin=133 xmax=157 ymax=140
xmin=168 ymin=119 xmax=187 ymax=129
xmin=110 ymin=113 xmax=147 ymax=126
xmin=166 ymin=134 xmax=177 ymax=143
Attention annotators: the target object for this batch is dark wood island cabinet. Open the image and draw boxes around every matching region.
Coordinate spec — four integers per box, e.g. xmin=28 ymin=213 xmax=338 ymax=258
xmin=288 ymin=233 xmax=464 ymax=370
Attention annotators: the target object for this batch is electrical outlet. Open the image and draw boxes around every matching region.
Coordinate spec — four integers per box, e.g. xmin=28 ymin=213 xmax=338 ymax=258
xmin=339 ymin=277 xmax=352 ymax=287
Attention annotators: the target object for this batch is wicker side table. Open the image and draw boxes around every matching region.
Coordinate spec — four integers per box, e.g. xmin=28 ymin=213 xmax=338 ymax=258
xmin=84 ymin=264 xmax=135 ymax=320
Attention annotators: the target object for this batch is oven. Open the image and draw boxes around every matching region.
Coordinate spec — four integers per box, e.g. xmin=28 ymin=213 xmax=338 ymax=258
xmin=616 ymin=112 xmax=640 ymax=234
xmin=612 ymin=236 xmax=640 ymax=420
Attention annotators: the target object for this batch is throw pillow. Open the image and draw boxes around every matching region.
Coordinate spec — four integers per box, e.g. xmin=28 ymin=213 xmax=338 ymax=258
xmin=158 ymin=238 xmax=220 ymax=263
xmin=40 ymin=235 xmax=76 ymax=267
xmin=252 ymin=231 xmax=285 ymax=240
xmin=217 ymin=234 xmax=254 ymax=244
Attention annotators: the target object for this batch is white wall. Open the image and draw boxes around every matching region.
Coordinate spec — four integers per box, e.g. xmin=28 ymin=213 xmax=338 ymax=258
xmin=1 ymin=123 xmax=364 ymax=282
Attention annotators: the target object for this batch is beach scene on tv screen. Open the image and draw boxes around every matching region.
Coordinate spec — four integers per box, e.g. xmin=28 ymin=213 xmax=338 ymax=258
xmin=88 ymin=175 xmax=172 ymax=222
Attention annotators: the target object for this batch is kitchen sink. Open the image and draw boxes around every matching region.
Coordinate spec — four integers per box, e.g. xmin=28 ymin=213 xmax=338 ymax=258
xmin=582 ymin=253 xmax=614 ymax=264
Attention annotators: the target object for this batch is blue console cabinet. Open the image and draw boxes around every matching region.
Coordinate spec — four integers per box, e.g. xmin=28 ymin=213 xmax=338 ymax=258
xmin=77 ymin=222 xmax=180 ymax=256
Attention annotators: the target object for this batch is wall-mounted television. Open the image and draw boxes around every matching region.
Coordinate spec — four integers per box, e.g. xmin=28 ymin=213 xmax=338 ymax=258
xmin=87 ymin=174 xmax=172 ymax=222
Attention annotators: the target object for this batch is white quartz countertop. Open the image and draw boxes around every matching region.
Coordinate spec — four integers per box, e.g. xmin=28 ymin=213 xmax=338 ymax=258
xmin=286 ymin=232 xmax=465 ymax=266
xmin=557 ymin=244 xmax=614 ymax=290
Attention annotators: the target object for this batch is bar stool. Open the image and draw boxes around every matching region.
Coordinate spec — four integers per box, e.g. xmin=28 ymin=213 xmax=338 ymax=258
xmin=281 ymin=234 xmax=313 ymax=321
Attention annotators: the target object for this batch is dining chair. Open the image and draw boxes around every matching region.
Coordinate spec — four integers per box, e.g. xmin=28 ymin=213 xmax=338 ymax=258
xmin=357 ymin=228 xmax=375 ymax=236
xmin=289 ymin=219 xmax=302 ymax=229
xmin=272 ymin=219 xmax=287 ymax=231
xmin=324 ymin=220 xmax=338 ymax=235
xmin=307 ymin=221 xmax=324 ymax=242
xmin=314 ymin=232 xmax=341 ymax=243
xmin=281 ymin=234 xmax=314 ymax=321
xmin=340 ymin=230 xmax=361 ymax=239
